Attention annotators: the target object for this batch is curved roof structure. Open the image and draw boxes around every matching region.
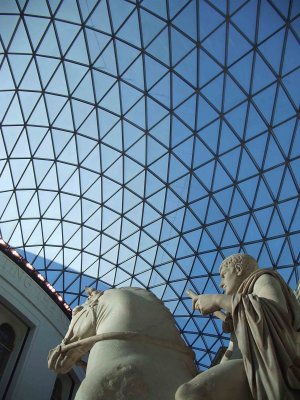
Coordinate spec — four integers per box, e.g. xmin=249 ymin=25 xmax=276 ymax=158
xmin=0 ymin=0 xmax=299 ymax=369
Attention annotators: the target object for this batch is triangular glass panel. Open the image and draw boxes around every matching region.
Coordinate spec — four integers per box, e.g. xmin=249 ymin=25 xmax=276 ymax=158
xmin=231 ymin=0 xmax=258 ymax=42
xmin=224 ymin=75 xmax=246 ymax=111
xmin=202 ymin=24 xmax=226 ymax=65
xmin=57 ymin=137 xmax=77 ymax=164
xmin=120 ymin=81 xmax=144 ymax=114
xmin=2 ymin=126 xmax=22 ymax=154
xmin=104 ymin=157 xmax=123 ymax=185
xmin=246 ymin=103 xmax=267 ymax=138
xmin=34 ymin=131 xmax=55 ymax=160
xmin=229 ymin=52 xmax=253 ymax=93
xmin=254 ymin=178 xmax=274 ymax=208
xmin=24 ymin=16 xmax=49 ymax=49
xmin=221 ymin=223 xmax=238 ymax=247
xmin=46 ymin=64 xmax=68 ymax=95
xmin=86 ymin=0 xmax=111 ymax=34
xmin=37 ymin=24 xmax=60 ymax=57
xmin=199 ymin=49 xmax=223 ymax=87
xmin=76 ymin=136 xmax=97 ymax=164
xmin=170 ymin=27 xmax=195 ymax=65
xmin=279 ymin=167 xmax=299 ymax=201
xmin=197 ymin=95 xmax=219 ymax=130
xmin=99 ymin=83 xmax=121 ymax=115
xmin=282 ymin=30 xmax=300 ymax=75
xmin=56 ymin=0 xmax=81 ymax=23
xmin=72 ymin=99 xmax=94 ymax=129
xmin=3 ymin=95 xmax=24 ymax=125
xmin=85 ymin=28 xmax=111 ymax=63
xmin=171 ymin=115 xmax=193 ymax=147
xmin=230 ymin=214 xmax=250 ymax=241
xmin=102 ymin=176 xmax=121 ymax=202
xmin=189 ymin=179 xmax=208 ymax=204
xmin=258 ymin=29 xmax=285 ymax=74
xmin=0 ymin=14 xmax=18 ymax=47
xmin=126 ymin=136 xmax=146 ymax=165
xmin=146 ymin=27 xmax=170 ymax=65
xmin=199 ymin=230 xmax=216 ymax=252
xmin=126 ymin=171 xmax=145 ymax=197
xmin=115 ymin=39 xmax=140 ymax=74
xmin=149 ymin=115 xmax=170 ymax=147
xmin=55 ymin=21 xmax=80 ymax=54
xmin=173 ymin=1 xmax=197 ymax=40
xmin=252 ymin=83 xmax=277 ymax=124
xmin=73 ymin=71 xmax=95 ymax=103
xmin=122 ymin=55 xmax=144 ymax=90
xmin=109 ymin=0 xmax=134 ymax=31
xmin=232 ymin=182 xmax=255 ymax=212
xmin=267 ymin=209 xmax=285 ymax=237
xmin=140 ymin=8 xmax=166 ymax=46
xmin=264 ymin=135 xmax=285 ymax=169
xmin=15 ymin=160 xmax=35 ymax=189
xmin=237 ymin=149 xmax=258 ymax=180
xmin=199 ymin=1 xmax=225 ymax=40
xmin=142 ymin=0 xmax=167 ymax=18
xmin=78 ymin=109 xmax=99 ymax=140
xmin=194 ymin=160 xmax=215 ymax=190
xmin=244 ymin=216 xmax=262 ymax=242
xmin=123 ymin=121 xmax=144 ymax=149
xmin=125 ymin=97 xmax=146 ymax=129
xmin=278 ymin=199 xmax=298 ymax=231
xmin=273 ymin=86 xmax=297 ymax=126
xmin=253 ymin=206 xmax=273 ymax=236
xmin=9 ymin=20 xmax=31 ymax=53
xmin=252 ymin=53 xmax=277 ymax=93
xmin=65 ymin=31 xmax=89 ymax=64
xmin=45 ymin=93 xmax=68 ymax=123
xmin=227 ymin=23 xmax=253 ymax=65
xmin=124 ymin=156 xmax=144 ymax=182
xmin=245 ymin=133 xmax=268 ymax=169
xmin=175 ymin=48 xmax=197 ymax=87
xmin=102 ymin=122 xmax=123 ymax=151
xmin=206 ymin=198 xmax=225 ymax=224
xmin=201 ymin=74 xmax=224 ymax=113
xmin=8 ymin=54 xmax=32 ymax=86
xmin=0 ymin=59 xmax=14 ymax=90
xmin=94 ymin=41 xmax=117 ymax=75
xmin=19 ymin=59 xmax=41 ymax=91
xmin=213 ymin=161 xmax=233 ymax=190
xmin=258 ymin=1 xmax=285 ymax=42
xmin=117 ymin=10 xmax=141 ymax=47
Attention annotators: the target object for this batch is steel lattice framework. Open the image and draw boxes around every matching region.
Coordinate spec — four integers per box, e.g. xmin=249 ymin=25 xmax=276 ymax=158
xmin=0 ymin=0 xmax=299 ymax=369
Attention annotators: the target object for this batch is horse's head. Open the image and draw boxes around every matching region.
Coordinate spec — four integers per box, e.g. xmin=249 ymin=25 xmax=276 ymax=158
xmin=48 ymin=288 xmax=103 ymax=374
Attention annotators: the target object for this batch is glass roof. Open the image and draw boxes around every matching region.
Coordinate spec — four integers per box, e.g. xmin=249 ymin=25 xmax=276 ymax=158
xmin=0 ymin=0 xmax=299 ymax=369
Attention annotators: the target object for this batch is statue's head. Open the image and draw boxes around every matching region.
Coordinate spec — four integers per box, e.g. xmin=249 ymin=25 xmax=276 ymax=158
xmin=219 ymin=254 xmax=258 ymax=295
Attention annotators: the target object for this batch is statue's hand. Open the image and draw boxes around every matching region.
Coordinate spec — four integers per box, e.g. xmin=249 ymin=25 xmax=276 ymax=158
xmin=192 ymin=294 xmax=220 ymax=315
xmin=48 ymin=344 xmax=82 ymax=374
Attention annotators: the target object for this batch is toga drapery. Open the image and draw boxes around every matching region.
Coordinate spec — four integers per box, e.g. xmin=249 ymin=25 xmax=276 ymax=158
xmin=231 ymin=269 xmax=300 ymax=400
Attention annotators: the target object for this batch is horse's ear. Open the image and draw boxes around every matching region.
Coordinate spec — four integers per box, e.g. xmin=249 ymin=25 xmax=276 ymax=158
xmin=85 ymin=287 xmax=92 ymax=295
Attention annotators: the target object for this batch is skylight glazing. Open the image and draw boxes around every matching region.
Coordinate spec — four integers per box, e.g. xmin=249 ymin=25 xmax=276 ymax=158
xmin=0 ymin=0 xmax=299 ymax=369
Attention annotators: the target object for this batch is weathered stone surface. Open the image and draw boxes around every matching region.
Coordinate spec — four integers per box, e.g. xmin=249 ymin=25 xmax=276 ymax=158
xmin=48 ymin=287 xmax=197 ymax=400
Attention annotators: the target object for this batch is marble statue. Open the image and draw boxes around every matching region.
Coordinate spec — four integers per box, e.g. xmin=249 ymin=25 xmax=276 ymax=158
xmin=48 ymin=287 xmax=197 ymax=400
xmin=176 ymin=253 xmax=300 ymax=400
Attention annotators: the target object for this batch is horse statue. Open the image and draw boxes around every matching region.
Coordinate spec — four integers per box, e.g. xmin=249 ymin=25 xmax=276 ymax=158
xmin=48 ymin=287 xmax=197 ymax=400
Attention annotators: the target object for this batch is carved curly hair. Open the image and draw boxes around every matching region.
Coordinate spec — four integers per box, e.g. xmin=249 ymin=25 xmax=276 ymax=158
xmin=219 ymin=253 xmax=258 ymax=274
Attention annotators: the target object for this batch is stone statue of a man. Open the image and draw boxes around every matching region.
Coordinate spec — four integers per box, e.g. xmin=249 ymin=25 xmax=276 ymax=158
xmin=176 ymin=254 xmax=300 ymax=400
